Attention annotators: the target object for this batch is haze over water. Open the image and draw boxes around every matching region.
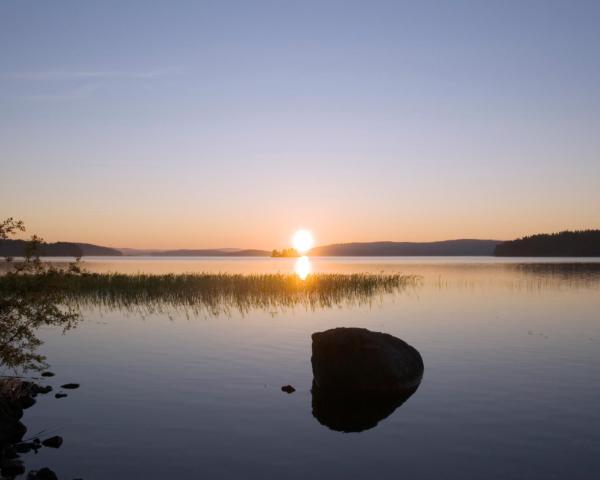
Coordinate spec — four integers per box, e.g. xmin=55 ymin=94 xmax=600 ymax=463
xmin=15 ymin=257 xmax=600 ymax=480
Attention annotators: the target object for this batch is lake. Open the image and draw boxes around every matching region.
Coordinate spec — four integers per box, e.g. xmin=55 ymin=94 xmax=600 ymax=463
xmin=6 ymin=257 xmax=600 ymax=479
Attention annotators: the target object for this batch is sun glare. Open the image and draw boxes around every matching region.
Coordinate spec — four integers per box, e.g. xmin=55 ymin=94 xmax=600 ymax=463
xmin=294 ymin=256 xmax=312 ymax=280
xmin=292 ymin=229 xmax=315 ymax=254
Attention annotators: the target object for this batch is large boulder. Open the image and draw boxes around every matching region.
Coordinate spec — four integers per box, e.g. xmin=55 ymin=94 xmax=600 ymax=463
xmin=311 ymin=327 xmax=424 ymax=394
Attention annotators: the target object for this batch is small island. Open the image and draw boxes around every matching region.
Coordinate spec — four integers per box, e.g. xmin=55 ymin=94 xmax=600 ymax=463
xmin=271 ymin=248 xmax=300 ymax=258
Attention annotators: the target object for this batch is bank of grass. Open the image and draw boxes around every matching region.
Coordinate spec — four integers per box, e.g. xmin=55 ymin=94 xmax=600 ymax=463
xmin=0 ymin=271 xmax=420 ymax=314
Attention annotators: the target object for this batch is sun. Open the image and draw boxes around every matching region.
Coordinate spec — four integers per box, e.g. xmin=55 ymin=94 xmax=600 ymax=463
xmin=292 ymin=229 xmax=315 ymax=254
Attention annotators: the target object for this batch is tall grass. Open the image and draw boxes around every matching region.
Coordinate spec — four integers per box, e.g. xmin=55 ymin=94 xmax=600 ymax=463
xmin=0 ymin=271 xmax=420 ymax=316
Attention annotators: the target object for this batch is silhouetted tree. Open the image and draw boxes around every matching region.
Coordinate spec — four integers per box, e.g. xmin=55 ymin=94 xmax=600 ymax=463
xmin=0 ymin=218 xmax=81 ymax=372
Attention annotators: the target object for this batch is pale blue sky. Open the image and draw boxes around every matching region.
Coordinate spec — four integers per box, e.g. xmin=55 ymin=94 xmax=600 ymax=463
xmin=1 ymin=0 xmax=599 ymax=248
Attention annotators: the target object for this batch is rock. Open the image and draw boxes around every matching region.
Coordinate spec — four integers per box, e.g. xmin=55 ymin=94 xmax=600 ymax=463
xmin=35 ymin=385 xmax=53 ymax=395
xmin=27 ymin=467 xmax=58 ymax=480
xmin=0 ymin=379 xmax=39 ymax=409
xmin=60 ymin=383 xmax=80 ymax=390
xmin=311 ymin=327 xmax=424 ymax=393
xmin=41 ymin=436 xmax=63 ymax=448
xmin=0 ymin=380 xmax=32 ymax=446
xmin=281 ymin=385 xmax=296 ymax=394
xmin=55 ymin=393 xmax=68 ymax=399
xmin=41 ymin=372 xmax=55 ymax=377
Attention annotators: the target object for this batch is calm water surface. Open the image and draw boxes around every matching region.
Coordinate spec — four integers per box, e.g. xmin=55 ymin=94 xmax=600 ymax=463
xmin=11 ymin=257 xmax=600 ymax=479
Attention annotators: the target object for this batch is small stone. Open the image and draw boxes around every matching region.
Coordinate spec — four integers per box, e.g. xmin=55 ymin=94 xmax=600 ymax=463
xmin=41 ymin=435 xmax=63 ymax=448
xmin=55 ymin=393 xmax=68 ymax=399
xmin=36 ymin=385 xmax=53 ymax=395
xmin=281 ymin=385 xmax=296 ymax=394
xmin=60 ymin=383 xmax=80 ymax=389
xmin=41 ymin=372 xmax=55 ymax=377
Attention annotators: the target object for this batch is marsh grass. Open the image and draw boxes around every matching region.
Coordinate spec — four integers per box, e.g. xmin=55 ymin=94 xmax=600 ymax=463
xmin=0 ymin=271 xmax=420 ymax=316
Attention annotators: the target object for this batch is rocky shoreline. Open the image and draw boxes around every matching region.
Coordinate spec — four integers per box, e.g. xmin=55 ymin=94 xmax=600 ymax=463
xmin=0 ymin=377 xmax=76 ymax=480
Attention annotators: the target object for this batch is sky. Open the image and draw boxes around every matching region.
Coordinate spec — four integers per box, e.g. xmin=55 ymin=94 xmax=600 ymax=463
xmin=1 ymin=0 xmax=599 ymax=249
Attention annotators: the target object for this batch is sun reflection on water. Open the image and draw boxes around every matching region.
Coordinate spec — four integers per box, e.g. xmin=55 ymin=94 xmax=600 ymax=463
xmin=294 ymin=256 xmax=312 ymax=280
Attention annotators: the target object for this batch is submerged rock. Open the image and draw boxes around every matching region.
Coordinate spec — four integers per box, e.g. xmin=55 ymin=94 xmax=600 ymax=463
xmin=281 ymin=385 xmax=296 ymax=394
xmin=311 ymin=327 xmax=423 ymax=393
xmin=41 ymin=372 xmax=55 ymax=378
xmin=54 ymin=393 xmax=68 ymax=399
xmin=41 ymin=436 xmax=63 ymax=449
xmin=60 ymin=383 xmax=80 ymax=390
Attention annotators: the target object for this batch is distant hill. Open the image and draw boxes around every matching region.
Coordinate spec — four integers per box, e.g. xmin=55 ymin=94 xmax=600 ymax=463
xmin=117 ymin=248 xmax=157 ymax=256
xmin=149 ymin=249 xmax=270 ymax=257
xmin=309 ymin=240 xmax=501 ymax=256
xmin=11 ymin=233 xmax=597 ymax=258
xmin=495 ymin=230 xmax=600 ymax=257
xmin=75 ymin=243 xmax=124 ymax=256
xmin=0 ymin=239 xmax=122 ymax=257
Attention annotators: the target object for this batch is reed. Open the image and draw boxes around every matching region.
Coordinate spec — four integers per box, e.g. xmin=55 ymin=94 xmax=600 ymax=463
xmin=0 ymin=271 xmax=420 ymax=315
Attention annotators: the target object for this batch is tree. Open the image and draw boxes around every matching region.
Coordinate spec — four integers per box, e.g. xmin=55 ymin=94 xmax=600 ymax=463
xmin=0 ymin=218 xmax=25 ymax=240
xmin=0 ymin=218 xmax=81 ymax=372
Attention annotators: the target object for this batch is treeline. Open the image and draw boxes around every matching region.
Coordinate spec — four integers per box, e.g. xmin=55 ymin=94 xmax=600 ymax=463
xmin=495 ymin=230 xmax=600 ymax=257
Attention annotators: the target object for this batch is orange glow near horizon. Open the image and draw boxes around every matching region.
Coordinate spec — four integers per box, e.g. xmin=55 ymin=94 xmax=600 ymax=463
xmin=5 ymin=206 xmax=600 ymax=251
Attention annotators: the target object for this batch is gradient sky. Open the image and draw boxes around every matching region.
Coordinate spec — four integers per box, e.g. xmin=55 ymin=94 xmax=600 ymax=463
xmin=1 ymin=0 xmax=599 ymax=249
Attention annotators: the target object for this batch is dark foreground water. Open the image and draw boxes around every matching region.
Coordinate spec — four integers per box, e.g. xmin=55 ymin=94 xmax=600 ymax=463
xmin=7 ymin=258 xmax=600 ymax=479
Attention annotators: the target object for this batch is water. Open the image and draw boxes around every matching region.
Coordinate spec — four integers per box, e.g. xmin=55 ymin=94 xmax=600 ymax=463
xmin=6 ymin=257 xmax=600 ymax=479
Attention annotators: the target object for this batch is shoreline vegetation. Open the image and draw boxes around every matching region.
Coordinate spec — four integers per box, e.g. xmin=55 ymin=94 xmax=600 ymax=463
xmin=0 ymin=271 xmax=420 ymax=314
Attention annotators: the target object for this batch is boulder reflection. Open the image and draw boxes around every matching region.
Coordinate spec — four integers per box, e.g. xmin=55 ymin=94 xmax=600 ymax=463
xmin=311 ymin=383 xmax=419 ymax=433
